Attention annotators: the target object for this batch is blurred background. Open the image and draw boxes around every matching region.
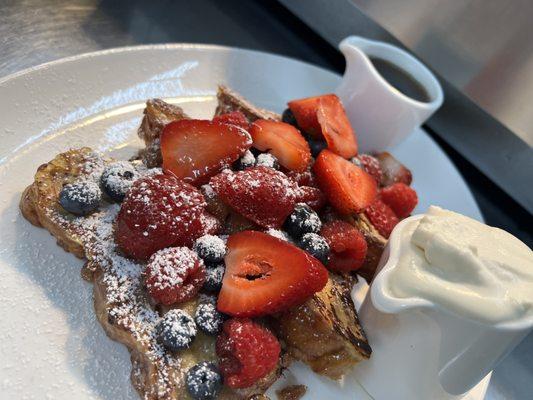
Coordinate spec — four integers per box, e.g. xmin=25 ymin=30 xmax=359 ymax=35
xmin=0 ymin=1 xmax=531 ymax=398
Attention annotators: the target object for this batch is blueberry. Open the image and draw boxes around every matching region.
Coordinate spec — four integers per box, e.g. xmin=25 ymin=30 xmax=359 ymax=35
xmin=59 ymin=180 xmax=101 ymax=216
xmin=249 ymin=147 xmax=263 ymax=157
xmin=284 ymin=204 xmax=322 ymax=238
xmin=255 ymin=153 xmax=280 ymax=170
xmin=202 ymin=264 xmax=225 ymax=293
xmin=299 ymin=233 xmax=330 ymax=264
xmin=281 ymin=108 xmax=298 ymax=127
xmin=100 ymin=161 xmax=138 ymax=202
xmin=186 ymin=362 xmax=223 ymax=400
xmin=155 ymin=309 xmax=197 ymax=352
xmin=306 ymin=135 xmax=327 ymax=158
xmin=194 ymin=235 xmax=227 ymax=264
xmin=194 ymin=303 xmax=224 ymax=335
xmin=233 ymin=150 xmax=256 ymax=171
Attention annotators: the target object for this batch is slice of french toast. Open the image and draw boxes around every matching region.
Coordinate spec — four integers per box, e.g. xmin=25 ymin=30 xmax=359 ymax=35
xmin=20 ymin=148 xmax=280 ymax=400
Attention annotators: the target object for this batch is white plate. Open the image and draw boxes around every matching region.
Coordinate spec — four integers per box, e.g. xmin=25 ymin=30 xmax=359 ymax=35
xmin=0 ymin=44 xmax=486 ymax=399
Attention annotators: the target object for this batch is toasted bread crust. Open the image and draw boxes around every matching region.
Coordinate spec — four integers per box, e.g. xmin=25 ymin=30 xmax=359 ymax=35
xmin=215 ymin=85 xmax=281 ymax=122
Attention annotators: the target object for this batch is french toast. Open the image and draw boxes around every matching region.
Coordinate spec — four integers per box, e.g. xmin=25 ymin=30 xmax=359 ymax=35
xmin=20 ymin=148 xmax=279 ymax=400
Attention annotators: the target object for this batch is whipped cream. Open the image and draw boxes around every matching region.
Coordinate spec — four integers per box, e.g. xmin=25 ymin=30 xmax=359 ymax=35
xmin=387 ymin=206 xmax=533 ymax=324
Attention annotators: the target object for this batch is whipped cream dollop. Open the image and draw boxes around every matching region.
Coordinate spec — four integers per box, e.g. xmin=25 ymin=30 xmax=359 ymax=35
xmin=387 ymin=206 xmax=533 ymax=324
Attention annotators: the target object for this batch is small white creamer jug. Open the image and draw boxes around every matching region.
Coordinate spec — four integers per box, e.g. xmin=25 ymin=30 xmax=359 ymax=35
xmin=336 ymin=36 xmax=443 ymax=153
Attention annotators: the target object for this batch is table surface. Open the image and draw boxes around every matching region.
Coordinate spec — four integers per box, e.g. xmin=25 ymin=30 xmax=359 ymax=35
xmin=1 ymin=1 xmax=531 ymax=399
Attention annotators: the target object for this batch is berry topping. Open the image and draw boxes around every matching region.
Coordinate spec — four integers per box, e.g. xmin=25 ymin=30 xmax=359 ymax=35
xmin=255 ymin=153 xmax=280 ymax=170
xmin=295 ymin=186 xmax=326 ymax=211
xmin=380 ymin=183 xmax=418 ymax=218
xmin=306 ymin=135 xmax=328 ymax=157
xmin=210 ymin=167 xmax=298 ymax=229
xmin=365 ymin=199 xmax=400 ymax=238
xmin=234 ymin=150 xmax=256 ymax=171
xmin=59 ymin=180 xmax=101 ymax=216
xmin=281 ymin=108 xmax=298 ymax=127
xmin=316 ymin=94 xmax=358 ymax=158
xmin=375 ymin=152 xmax=413 ymax=186
xmin=320 ymin=220 xmax=367 ymax=272
xmin=249 ymin=119 xmax=311 ymax=172
xmin=288 ymin=94 xmax=329 ymax=137
xmin=202 ymin=263 xmax=225 ymax=293
xmin=351 ymin=154 xmax=383 ymax=185
xmin=194 ymin=234 xmax=227 ymax=264
xmin=202 ymin=184 xmax=230 ymax=223
xmin=284 ymin=203 xmax=322 ymax=238
xmin=265 ymin=228 xmax=290 ymax=242
xmin=156 ymin=309 xmax=197 ymax=352
xmin=213 ymin=111 xmax=250 ymax=130
xmin=298 ymin=233 xmax=330 ymax=265
xmin=195 ymin=302 xmax=224 ymax=335
xmin=216 ymin=318 xmax=280 ymax=389
xmin=115 ymin=174 xmax=210 ymax=260
xmin=286 ymin=169 xmax=317 ymax=188
xmin=217 ymin=231 xmax=328 ymax=317
xmin=313 ymin=150 xmax=378 ymax=215
xmin=186 ymin=362 xmax=223 ymax=400
xmin=145 ymin=247 xmax=206 ymax=305
xmin=100 ymin=161 xmax=138 ymax=201
xmin=161 ymin=119 xmax=252 ymax=185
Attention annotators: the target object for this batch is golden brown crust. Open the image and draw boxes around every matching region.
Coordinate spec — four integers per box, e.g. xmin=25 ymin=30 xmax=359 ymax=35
xmin=215 ymin=85 xmax=281 ymax=122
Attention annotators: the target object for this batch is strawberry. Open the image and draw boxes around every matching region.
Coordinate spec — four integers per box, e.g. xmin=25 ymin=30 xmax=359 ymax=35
xmin=210 ymin=167 xmax=298 ymax=229
xmin=313 ymin=150 xmax=377 ymax=215
xmin=365 ymin=199 xmax=399 ymax=238
xmin=288 ymin=94 xmax=332 ymax=137
xmin=249 ymin=119 xmax=311 ymax=172
xmin=295 ymin=186 xmax=326 ymax=211
xmin=115 ymin=174 xmax=213 ymax=260
xmin=380 ymin=183 xmax=418 ymax=218
xmin=316 ymin=94 xmax=358 ymax=158
xmin=375 ymin=152 xmax=412 ymax=186
xmin=217 ymin=231 xmax=328 ymax=317
xmin=353 ymin=154 xmax=383 ymax=184
xmin=161 ymin=119 xmax=252 ymax=185
xmin=213 ymin=111 xmax=250 ymax=130
xmin=320 ymin=220 xmax=367 ymax=272
xmin=216 ymin=318 xmax=280 ymax=389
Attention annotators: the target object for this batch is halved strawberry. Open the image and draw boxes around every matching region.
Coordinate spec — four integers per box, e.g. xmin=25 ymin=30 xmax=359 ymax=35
xmin=313 ymin=150 xmax=377 ymax=215
xmin=217 ymin=231 xmax=328 ymax=317
xmin=213 ymin=111 xmax=250 ymax=130
xmin=161 ymin=119 xmax=252 ymax=185
xmin=288 ymin=94 xmax=336 ymax=137
xmin=249 ymin=120 xmax=311 ymax=172
xmin=317 ymin=95 xmax=358 ymax=158
xmin=210 ymin=167 xmax=298 ymax=229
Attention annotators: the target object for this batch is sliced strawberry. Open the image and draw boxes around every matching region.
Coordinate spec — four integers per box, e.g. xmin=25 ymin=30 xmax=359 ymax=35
xmin=213 ymin=111 xmax=250 ymax=130
xmin=317 ymin=94 xmax=358 ymax=159
xmin=210 ymin=167 xmax=298 ymax=229
xmin=295 ymin=186 xmax=326 ymax=211
xmin=161 ymin=119 xmax=252 ymax=185
xmin=321 ymin=220 xmax=367 ymax=272
xmin=375 ymin=152 xmax=412 ymax=186
xmin=365 ymin=199 xmax=399 ymax=238
xmin=288 ymin=94 xmax=336 ymax=137
xmin=217 ymin=231 xmax=328 ymax=317
xmin=313 ymin=150 xmax=377 ymax=215
xmin=249 ymin=119 xmax=311 ymax=172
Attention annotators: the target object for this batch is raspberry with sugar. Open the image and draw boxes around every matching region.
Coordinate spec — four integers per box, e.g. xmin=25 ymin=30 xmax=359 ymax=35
xmin=145 ymin=247 xmax=206 ymax=305
xmin=365 ymin=199 xmax=399 ymax=238
xmin=320 ymin=220 xmax=367 ymax=272
xmin=216 ymin=318 xmax=280 ymax=389
xmin=115 ymin=174 xmax=210 ymax=260
xmin=352 ymin=154 xmax=383 ymax=185
xmin=380 ymin=183 xmax=418 ymax=218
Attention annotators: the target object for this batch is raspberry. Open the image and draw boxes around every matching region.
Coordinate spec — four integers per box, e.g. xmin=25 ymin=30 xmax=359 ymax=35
xmin=380 ymin=183 xmax=418 ymax=218
xmin=216 ymin=319 xmax=280 ymax=389
xmin=145 ymin=247 xmax=206 ymax=305
xmin=286 ymin=169 xmax=317 ymax=187
xmin=365 ymin=199 xmax=399 ymax=238
xmin=320 ymin=220 xmax=367 ymax=272
xmin=352 ymin=154 xmax=383 ymax=185
xmin=115 ymin=174 xmax=208 ymax=260
xmin=295 ymin=186 xmax=326 ymax=211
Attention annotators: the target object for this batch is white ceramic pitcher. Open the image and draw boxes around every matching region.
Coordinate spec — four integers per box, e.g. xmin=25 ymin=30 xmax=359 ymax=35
xmin=336 ymin=36 xmax=443 ymax=153
xmin=354 ymin=216 xmax=533 ymax=400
